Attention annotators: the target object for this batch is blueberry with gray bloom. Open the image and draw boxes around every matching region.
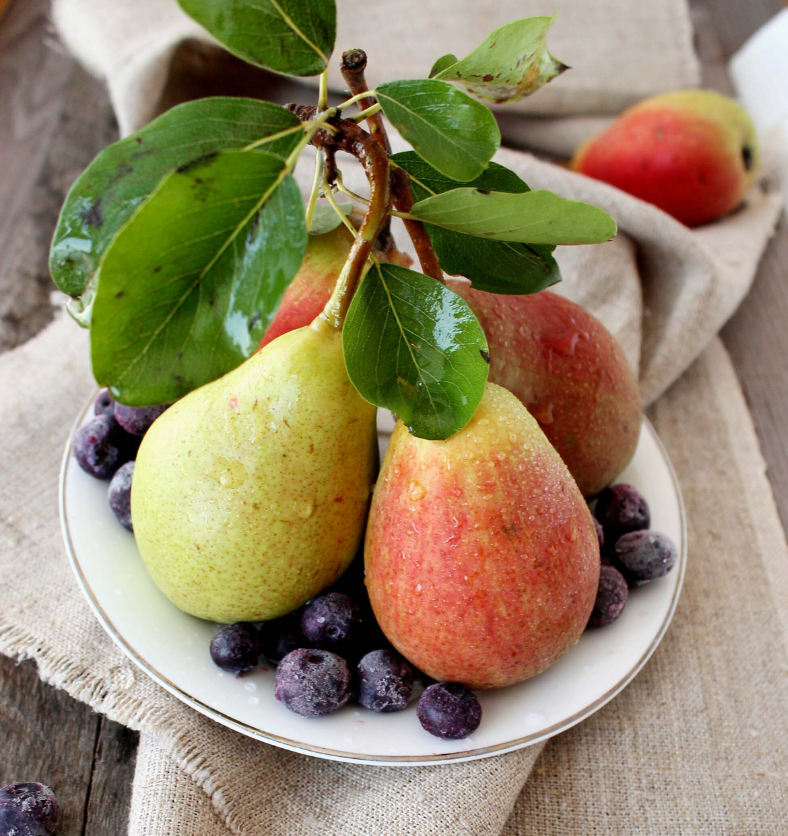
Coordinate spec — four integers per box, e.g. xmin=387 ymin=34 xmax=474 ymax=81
xmin=0 ymin=782 xmax=61 ymax=836
xmin=595 ymin=483 xmax=650 ymax=546
xmin=108 ymin=461 xmax=134 ymax=530
xmin=275 ymin=648 xmax=352 ymax=717
xmin=73 ymin=415 xmax=127 ymax=479
xmin=210 ymin=623 xmax=260 ymax=674
xmin=358 ymin=649 xmax=413 ymax=712
xmin=417 ymin=682 xmax=481 ymax=740
xmin=615 ymin=530 xmax=678 ymax=586
xmin=94 ymin=388 xmax=114 ymax=416
xmin=587 ymin=564 xmax=628 ymax=628
xmin=301 ymin=592 xmax=361 ymax=646
xmin=114 ymin=402 xmax=169 ymax=436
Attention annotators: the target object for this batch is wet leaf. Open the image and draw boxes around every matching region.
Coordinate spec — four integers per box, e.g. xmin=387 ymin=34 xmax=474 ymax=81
xmin=50 ymin=98 xmax=302 ymax=305
xmin=91 ymin=151 xmax=306 ymax=406
xmin=343 ymin=263 xmax=488 ymax=440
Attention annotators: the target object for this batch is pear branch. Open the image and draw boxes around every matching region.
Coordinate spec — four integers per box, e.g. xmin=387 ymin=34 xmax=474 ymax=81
xmin=339 ymin=49 xmax=444 ymax=283
xmin=287 ymin=104 xmax=391 ymax=328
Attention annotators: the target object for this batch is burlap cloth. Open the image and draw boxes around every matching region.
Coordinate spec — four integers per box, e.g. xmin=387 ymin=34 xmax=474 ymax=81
xmin=0 ymin=1 xmax=786 ymax=832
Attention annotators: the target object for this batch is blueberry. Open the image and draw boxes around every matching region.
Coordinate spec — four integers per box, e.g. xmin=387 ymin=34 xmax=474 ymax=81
xmin=0 ymin=782 xmax=61 ymax=836
xmin=73 ymin=415 xmax=129 ymax=479
xmin=615 ymin=530 xmax=678 ymax=586
xmin=94 ymin=388 xmax=114 ymax=416
xmin=587 ymin=565 xmax=628 ymax=628
xmin=357 ymin=649 xmax=413 ymax=713
xmin=595 ymin=484 xmax=650 ymax=547
xmin=417 ymin=683 xmax=482 ymax=740
xmin=108 ymin=461 xmax=134 ymax=531
xmin=301 ymin=592 xmax=361 ymax=646
xmin=275 ymin=648 xmax=352 ymax=717
xmin=114 ymin=402 xmax=168 ymax=436
xmin=209 ymin=623 xmax=260 ymax=674
xmin=258 ymin=612 xmax=310 ymax=664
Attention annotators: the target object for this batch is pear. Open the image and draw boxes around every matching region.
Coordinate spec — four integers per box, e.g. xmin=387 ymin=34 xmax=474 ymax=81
xmin=572 ymin=90 xmax=759 ymax=227
xmin=260 ymin=219 xmax=411 ymax=349
xmin=365 ymin=383 xmax=600 ymax=689
xmin=265 ymin=252 xmax=641 ymax=495
xmin=132 ymin=320 xmax=378 ymax=622
xmin=448 ymin=284 xmax=642 ymax=497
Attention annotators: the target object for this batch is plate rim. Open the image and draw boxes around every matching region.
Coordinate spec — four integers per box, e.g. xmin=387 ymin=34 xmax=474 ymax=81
xmin=60 ymin=393 xmax=687 ymax=766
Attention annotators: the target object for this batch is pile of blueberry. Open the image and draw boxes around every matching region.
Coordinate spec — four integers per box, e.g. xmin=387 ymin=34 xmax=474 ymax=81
xmin=209 ymin=580 xmax=482 ymax=741
xmin=587 ymin=483 xmax=678 ymax=629
xmin=73 ymin=389 xmax=168 ymax=531
xmin=0 ymin=782 xmax=60 ymax=836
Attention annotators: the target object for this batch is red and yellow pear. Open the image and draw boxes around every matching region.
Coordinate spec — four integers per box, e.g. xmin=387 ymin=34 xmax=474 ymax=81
xmin=571 ymin=90 xmax=758 ymax=227
xmin=364 ymin=383 xmax=600 ymax=689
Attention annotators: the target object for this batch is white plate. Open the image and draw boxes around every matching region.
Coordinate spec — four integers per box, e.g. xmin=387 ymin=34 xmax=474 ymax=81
xmin=61 ymin=398 xmax=685 ymax=766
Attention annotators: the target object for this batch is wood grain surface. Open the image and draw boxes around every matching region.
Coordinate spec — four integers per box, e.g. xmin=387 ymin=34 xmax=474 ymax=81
xmin=0 ymin=0 xmax=785 ymax=833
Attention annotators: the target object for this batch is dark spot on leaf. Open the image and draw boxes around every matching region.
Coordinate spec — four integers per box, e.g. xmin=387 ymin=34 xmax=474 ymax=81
xmin=177 ymin=152 xmax=218 ymax=174
xmin=480 ymin=349 xmax=490 ymax=364
xmin=476 ymin=188 xmax=491 ymax=196
xmin=114 ymin=290 xmax=124 ymax=299
xmin=249 ymin=313 xmax=261 ymax=331
xmin=136 ymin=136 xmax=143 ymax=144
xmin=83 ymin=200 xmax=103 ymax=227
xmin=153 ymin=265 xmax=162 ymax=273
xmin=742 ymin=145 xmax=753 ymax=171
xmin=193 ymin=177 xmax=203 ymax=185
xmin=247 ymin=213 xmax=261 ymax=244
xmin=483 ymin=74 xmax=494 ymax=82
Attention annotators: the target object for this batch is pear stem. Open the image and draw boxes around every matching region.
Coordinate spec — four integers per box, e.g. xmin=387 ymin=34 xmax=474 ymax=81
xmin=339 ymin=49 xmax=444 ymax=284
xmin=287 ymin=104 xmax=392 ymax=329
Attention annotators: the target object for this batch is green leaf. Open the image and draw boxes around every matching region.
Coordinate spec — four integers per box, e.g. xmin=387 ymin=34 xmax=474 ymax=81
xmin=91 ymin=151 xmax=306 ymax=406
xmin=308 ymin=196 xmax=352 ymax=235
xmin=177 ymin=0 xmax=335 ymax=76
xmin=410 ymin=188 xmax=617 ymax=245
xmin=391 ymin=150 xmax=529 ymax=195
xmin=375 ymin=79 xmax=500 ymax=182
xmin=433 ymin=15 xmax=567 ymax=104
xmin=50 ymin=98 xmax=302 ymax=304
xmin=343 ymin=263 xmax=489 ymax=440
xmin=429 ymin=54 xmax=458 ymax=78
xmin=392 ymin=152 xmax=560 ymax=294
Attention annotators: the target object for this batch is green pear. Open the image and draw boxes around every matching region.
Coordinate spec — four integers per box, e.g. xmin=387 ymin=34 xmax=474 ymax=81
xmin=132 ymin=320 xmax=378 ymax=622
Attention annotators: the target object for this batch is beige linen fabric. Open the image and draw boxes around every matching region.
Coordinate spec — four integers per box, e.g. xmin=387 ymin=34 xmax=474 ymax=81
xmin=0 ymin=1 xmax=783 ymax=832
xmin=51 ymin=0 xmax=700 ymax=136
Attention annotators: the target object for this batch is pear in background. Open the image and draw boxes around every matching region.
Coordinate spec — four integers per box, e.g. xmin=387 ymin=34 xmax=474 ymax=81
xmin=572 ymin=90 xmax=759 ymax=227
xmin=132 ymin=321 xmax=378 ymax=622
xmin=365 ymin=383 xmax=600 ymax=690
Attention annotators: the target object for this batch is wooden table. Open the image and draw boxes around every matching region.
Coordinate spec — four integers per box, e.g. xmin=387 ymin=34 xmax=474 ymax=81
xmin=0 ymin=0 xmax=785 ymax=832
